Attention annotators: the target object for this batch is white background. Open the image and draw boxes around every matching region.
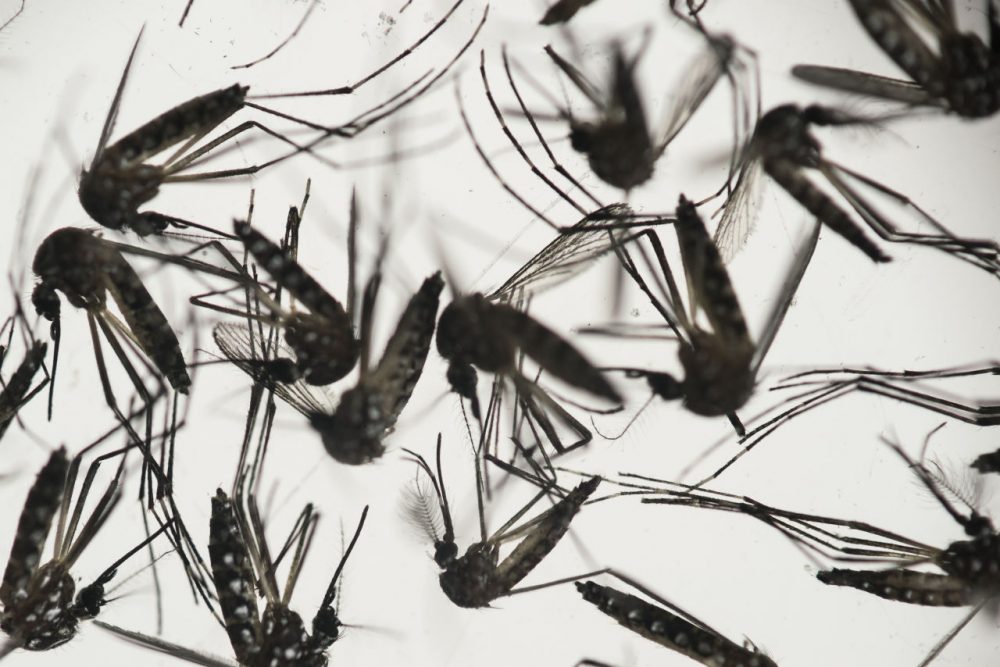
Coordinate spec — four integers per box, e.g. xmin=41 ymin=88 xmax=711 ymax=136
xmin=0 ymin=0 xmax=999 ymax=665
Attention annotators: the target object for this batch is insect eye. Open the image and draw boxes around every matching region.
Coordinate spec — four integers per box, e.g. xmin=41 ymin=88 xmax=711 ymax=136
xmin=434 ymin=541 xmax=458 ymax=567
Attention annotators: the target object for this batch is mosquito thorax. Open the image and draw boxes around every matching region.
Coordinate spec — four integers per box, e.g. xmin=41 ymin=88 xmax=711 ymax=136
xmin=941 ymin=36 xmax=1000 ymax=117
xmin=678 ymin=334 xmax=755 ymax=416
xmin=259 ymin=603 xmax=319 ymax=667
xmin=314 ymin=388 xmax=387 ymax=465
xmin=79 ymin=162 xmax=162 ymax=234
xmin=310 ymin=606 xmax=341 ymax=650
xmin=964 ymin=513 xmax=995 ymax=539
xmin=438 ymin=544 xmax=497 ymax=608
xmin=437 ymin=295 xmax=513 ymax=372
xmin=755 ymin=104 xmax=819 ymax=164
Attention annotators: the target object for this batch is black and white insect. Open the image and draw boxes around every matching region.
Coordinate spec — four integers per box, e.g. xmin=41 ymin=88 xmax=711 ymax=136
xmin=79 ymin=3 xmax=488 ymax=238
xmin=591 ymin=195 xmax=818 ymax=439
xmin=793 ymin=0 xmax=1000 ymax=118
xmin=574 ymin=571 xmax=778 ymax=667
xmin=712 ymin=103 xmax=1000 ymax=273
xmin=404 ymin=435 xmax=602 ymax=608
xmin=0 ymin=432 xmax=175 ymax=658
xmin=0 ymin=294 xmax=49 ymax=444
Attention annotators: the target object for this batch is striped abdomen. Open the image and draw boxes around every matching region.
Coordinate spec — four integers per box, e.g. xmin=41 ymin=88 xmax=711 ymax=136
xmin=495 ymin=476 xmax=601 ymax=592
xmin=1 ymin=449 xmax=68 ymax=609
xmin=765 ymin=159 xmax=890 ymax=263
xmin=0 ymin=342 xmax=47 ymax=440
xmin=105 ymin=252 xmax=190 ymax=393
xmin=209 ymin=490 xmax=262 ymax=664
xmin=846 ymin=0 xmax=943 ymax=93
xmin=576 ymin=581 xmax=777 ymax=667
xmin=818 ymin=568 xmax=972 ymax=606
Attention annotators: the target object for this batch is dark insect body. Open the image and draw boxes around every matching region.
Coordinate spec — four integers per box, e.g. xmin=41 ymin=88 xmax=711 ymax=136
xmin=83 ymin=4 xmax=489 ymax=237
xmin=310 ymin=271 xmax=443 ymax=465
xmin=792 ymin=0 xmax=1000 ymax=118
xmin=406 ymin=437 xmax=601 ymax=608
xmin=971 ymin=447 xmax=1000 ymax=474
xmin=98 ymin=488 xmax=368 ymax=667
xmin=576 ymin=576 xmax=778 ymax=667
xmin=625 ymin=441 xmax=1000 ymax=664
xmin=233 ymin=219 xmax=360 ymax=386
xmin=596 ymin=195 xmax=817 ymax=439
xmin=714 ymin=103 xmax=1000 ymax=273
xmin=32 ymin=227 xmax=191 ymax=395
xmin=522 ymin=20 xmax=756 ymax=194
xmin=0 ymin=443 xmax=171 ymax=657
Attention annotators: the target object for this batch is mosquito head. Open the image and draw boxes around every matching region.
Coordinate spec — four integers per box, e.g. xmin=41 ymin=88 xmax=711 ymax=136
xmin=435 ymin=296 xmax=485 ymax=363
xmin=30 ymin=282 xmax=60 ymax=325
xmin=644 ymin=371 xmax=684 ymax=401
xmin=311 ymin=605 xmax=342 ymax=650
xmin=70 ymin=573 xmax=112 ymax=620
xmin=568 ymin=121 xmax=599 ymax=154
xmin=433 ymin=539 xmax=458 ymax=569
xmin=964 ymin=512 xmax=995 ymax=538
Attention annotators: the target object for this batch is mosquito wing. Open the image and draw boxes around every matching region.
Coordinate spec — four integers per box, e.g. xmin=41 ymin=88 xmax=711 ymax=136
xmin=713 ymin=156 xmax=763 ymax=263
xmin=656 ymin=34 xmax=734 ymax=150
xmin=213 ymin=322 xmax=336 ymax=418
xmin=491 ymin=204 xmax=636 ymax=300
xmin=791 ymin=65 xmax=938 ymax=106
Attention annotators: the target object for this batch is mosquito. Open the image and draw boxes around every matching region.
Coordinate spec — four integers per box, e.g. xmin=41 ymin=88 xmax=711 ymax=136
xmin=588 ymin=194 xmax=818 ymax=439
xmin=403 ymin=434 xmax=602 ymax=609
xmin=624 ymin=439 xmax=1000 ymax=665
xmin=703 ymin=362 xmax=1000 ymax=484
xmin=792 ymin=0 xmax=1000 ymax=119
xmin=80 ymin=2 xmax=488 ymax=238
xmin=504 ymin=14 xmax=757 ymax=195
xmin=575 ymin=571 xmax=778 ymax=667
xmin=29 ymin=225 xmax=248 ymax=498
xmin=98 ymin=490 xmax=368 ymax=667
xmin=96 ymin=384 xmax=369 ymax=667
xmin=539 ymin=0 xmax=598 ymax=25
xmin=0 ymin=431 xmax=176 ymax=658
xmin=712 ymin=103 xmax=1000 ymax=273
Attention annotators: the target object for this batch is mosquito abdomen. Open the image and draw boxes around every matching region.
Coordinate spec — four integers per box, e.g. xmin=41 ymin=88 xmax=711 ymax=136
xmin=496 ymin=476 xmax=601 ymax=591
xmin=766 ymin=160 xmax=890 ymax=263
xmin=0 ymin=448 xmax=68 ymax=609
xmin=106 ymin=259 xmax=191 ymax=393
xmin=846 ymin=0 xmax=943 ymax=93
xmin=817 ymin=568 xmax=972 ymax=606
xmin=576 ymin=581 xmax=778 ymax=667
xmin=491 ymin=304 xmax=620 ymax=403
xmin=209 ymin=490 xmax=262 ymax=664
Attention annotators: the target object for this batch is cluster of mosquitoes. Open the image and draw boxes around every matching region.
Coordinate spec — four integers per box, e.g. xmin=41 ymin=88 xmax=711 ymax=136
xmin=1 ymin=0 xmax=999 ymax=665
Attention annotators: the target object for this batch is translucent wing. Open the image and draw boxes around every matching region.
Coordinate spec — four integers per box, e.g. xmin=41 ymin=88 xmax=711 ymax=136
xmin=213 ymin=322 xmax=336 ymax=418
xmin=713 ymin=158 xmax=763 ymax=263
xmin=491 ymin=204 xmax=638 ymax=300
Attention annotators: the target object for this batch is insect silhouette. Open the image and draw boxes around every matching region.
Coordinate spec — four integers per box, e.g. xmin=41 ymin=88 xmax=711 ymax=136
xmin=575 ymin=571 xmax=778 ymax=667
xmin=792 ymin=0 xmax=1000 ymax=118
xmin=712 ymin=103 xmax=1000 ymax=272
xmin=98 ymin=489 xmax=369 ymax=667
xmin=0 ymin=294 xmax=49 ymax=444
xmin=0 ymin=434 xmax=175 ymax=658
xmin=496 ymin=17 xmax=757 ymax=195
xmin=627 ymin=439 xmax=1000 ymax=666
xmin=404 ymin=435 xmax=601 ymax=608
xmin=81 ymin=3 xmax=488 ymax=237
xmin=703 ymin=362 xmax=1000 ymax=484
xmin=591 ymin=194 xmax=818 ymax=439
xmin=971 ymin=447 xmax=1000 ymax=475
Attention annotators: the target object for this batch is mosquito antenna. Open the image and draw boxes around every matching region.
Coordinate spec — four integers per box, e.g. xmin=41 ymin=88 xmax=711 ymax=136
xmin=281 ymin=504 xmax=318 ymax=606
xmin=320 ymin=505 xmax=369 ymax=610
